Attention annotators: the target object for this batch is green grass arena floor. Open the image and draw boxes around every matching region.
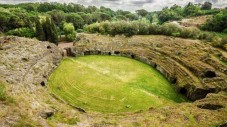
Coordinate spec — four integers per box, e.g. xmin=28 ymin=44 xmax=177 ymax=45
xmin=48 ymin=55 xmax=188 ymax=113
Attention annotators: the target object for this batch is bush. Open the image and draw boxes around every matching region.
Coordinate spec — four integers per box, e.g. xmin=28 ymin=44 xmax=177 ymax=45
xmin=76 ymin=29 xmax=84 ymax=33
xmin=63 ymin=23 xmax=76 ymax=42
xmin=6 ymin=27 xmax=35 ymax=38
xmin=198 ymin=32 xmax=215 ymax=42
xmin=211 ymin=36 xmax=227 ymax=49
xmin=221 ymin=36 xmax=227 ymax=46
xmin=65 ymin=32 xmax=76 ymax=42
xmin=162 ymin=23 xmax=181 ymax=36
xmin=179 ymin=27 xmax=200 ymax=39
xmin=84 ymin=20 xmax=213 ymax=41
xmin=148 ymin=24 xmax=163 ymax=35
xmin=137 ymin=19 xmax=149 ymax=35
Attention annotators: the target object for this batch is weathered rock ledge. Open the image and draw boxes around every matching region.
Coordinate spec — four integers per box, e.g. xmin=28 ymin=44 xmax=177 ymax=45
xmin=0 ymin=36 xmax=63 ymax=86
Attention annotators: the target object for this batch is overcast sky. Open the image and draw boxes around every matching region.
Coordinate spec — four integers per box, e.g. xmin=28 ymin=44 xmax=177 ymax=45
xmin=0 ymin=0 xmax=226 ymax=12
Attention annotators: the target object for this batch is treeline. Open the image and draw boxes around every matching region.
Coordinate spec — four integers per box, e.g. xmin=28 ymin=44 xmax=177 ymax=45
xmin=202 ymin=9 xmax=227 ymax=33
xmin=0 ymin=2 xmax=226 ymax=45
xmin=0 ymin=2 xmax=152 ymax=44
xmin=85 ymin=20 xmax=215 ymax=41
xmin=157 ymin=2 xmax=220 ymax=23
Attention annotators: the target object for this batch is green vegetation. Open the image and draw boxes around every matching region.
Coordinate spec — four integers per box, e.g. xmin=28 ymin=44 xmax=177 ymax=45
xmin=63 ymin=22 xmax=76 ymax=42
xmin=47 ymin=112 xmax=79 ymax=125
xmin=48 ymin=55 xmax=188 ymax=113
xmin=6 ymin=27 xmax=35 ymax=38
xmin=0 ymin=81 xmax=14 ymax=104
xmin=0 ymin=83 xmax=6 ymax=101
xmin=0 ymin=2 xmax=225 ymax=45
xmin=85 ymin=20 xmax=215 ymax=41
xmin=202 ymin=9 xmax=227 ymax=32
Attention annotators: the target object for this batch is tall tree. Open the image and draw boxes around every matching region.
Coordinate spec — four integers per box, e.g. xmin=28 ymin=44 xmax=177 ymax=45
xmin=35 ymin=19 xmax=45 ymax=41
xmin=136 ymin=9 xmax=148 ymax=17
xmin=201 ymin=2 xmax=212 ymax=10
xmin=49 ymin=18 xmax=59 ymax=45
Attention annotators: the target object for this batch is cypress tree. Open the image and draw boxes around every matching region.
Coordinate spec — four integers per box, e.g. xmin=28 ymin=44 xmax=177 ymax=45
xmin=35 ymin=19 xmax=45 ymax=41
xmin=45 ymin=17 xmax=51 ymax=41
xmin=49 ymin=19 xmax=59 ymax=45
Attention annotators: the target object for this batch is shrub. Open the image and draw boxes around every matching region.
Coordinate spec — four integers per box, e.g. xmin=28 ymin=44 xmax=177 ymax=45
xmin=63 ymin=22 xmax=76 ymax=42
xmin=76 ymin=29 xmax=84 ymax=33
xmin=179 ymin=27 xmax=200 ymax=39
xmin=6 ymin=27 xmax=35 ymax=38
xmin=124 ymin=22 xmax=138 ymax=37
xmin=198 ymin=32 xmax=215 ymax=42
xmin=148 ymin=24 xmax=163 ymax=35
xmin=137 ymin=19 xmax=149 ymax=35
xmin=221 ymin=36 xmax=227 ymax=46
xmin=162 ymin=23 xmax=181 ymax=36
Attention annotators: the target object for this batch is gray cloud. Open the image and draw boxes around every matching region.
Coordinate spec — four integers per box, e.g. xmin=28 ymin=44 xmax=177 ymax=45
xmin=0 ymin=0 xmax=226 ymax=12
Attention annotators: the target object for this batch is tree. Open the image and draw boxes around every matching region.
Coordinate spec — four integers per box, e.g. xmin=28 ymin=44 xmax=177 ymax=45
xmin=63 ymin=22 xmax=76 ymax=42
xmin=42 ymin=17 xmax=58 ymax=45
xmin=201 ymin=2 xmax=212 ymax=10
xmin=202 ymin=10 xmax=227 ymax=32
xmin=158 ymin=8 xmax=182 ymax=23
xmin=126 ymin=13 xmax=138 ymax=21
xmin=49 ymin=19 xmax=59 ymax=45
xmin=115 ymin=15 xmax=127 ymax=21
xmin=0 ymin=11 xmax=10 ymax=32
xmin=184 ymin=2 xmax=201 ymax=16
xmin=136 ymin=9 xmax=148 ymax=17
xmin=66 ymin=13 xmax=84 ymax=29
xmin=35 ymin=19 xmax=45 ymax=41
xmin=48 ymin=10 xmax=66 ymax=26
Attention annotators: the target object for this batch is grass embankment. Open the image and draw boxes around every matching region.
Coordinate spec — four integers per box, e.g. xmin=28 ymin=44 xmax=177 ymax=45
xmin=48 ymin=55 xmax=188 ymax=113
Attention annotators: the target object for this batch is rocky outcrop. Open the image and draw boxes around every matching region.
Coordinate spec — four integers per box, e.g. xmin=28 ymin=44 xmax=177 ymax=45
xmin=0 ymin=36 xmax=63 ymax=86
xmin=0 ymin=36 xmax=63 ymax=126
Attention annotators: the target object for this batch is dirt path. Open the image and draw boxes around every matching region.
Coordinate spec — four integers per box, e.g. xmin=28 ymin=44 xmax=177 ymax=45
xmin=58 ymin=42 xmax=73 ymax=49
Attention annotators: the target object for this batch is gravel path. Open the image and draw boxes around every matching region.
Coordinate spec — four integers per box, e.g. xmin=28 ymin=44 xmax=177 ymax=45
xmin=58 ymin=42 xmax=73 ymax=49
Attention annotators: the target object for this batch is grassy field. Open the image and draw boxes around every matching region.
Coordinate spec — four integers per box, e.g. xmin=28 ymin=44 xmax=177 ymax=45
xmin=48 ymin=55 xmax=188 ymax=113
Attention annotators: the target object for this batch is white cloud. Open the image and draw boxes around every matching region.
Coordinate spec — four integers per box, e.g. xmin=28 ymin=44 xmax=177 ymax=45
xmin=0 ymin=0 xmax=226 ymax=12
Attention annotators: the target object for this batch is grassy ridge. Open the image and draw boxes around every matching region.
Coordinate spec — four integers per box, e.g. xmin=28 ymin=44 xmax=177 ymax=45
xmin=48 ymin=55 xmax=188 ymax=113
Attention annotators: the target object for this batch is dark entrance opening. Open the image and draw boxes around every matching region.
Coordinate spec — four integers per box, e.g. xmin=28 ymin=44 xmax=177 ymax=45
xmin=203 ymin=71 xmax=216 ymax=78
xmin=179 ymin=87 xmax=187 ymax=95
xmin=131 ymin=54 xmax=135 ymax=59
xmin=41 ymin=81 xmax=45 ymax=87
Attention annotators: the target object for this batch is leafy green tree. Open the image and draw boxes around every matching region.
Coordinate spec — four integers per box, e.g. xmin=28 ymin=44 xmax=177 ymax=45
xmin=77 ymin=12 xmax=92 ymax=24
xmin=202 ymin=10 xmax=227 ymax=32
xmin=126 ymin=13 xmax=138 ymax=21
xmin=201 ymin=2 xmax=212 ymax=10
xmin=115 ymin=15 xmax=127 ymax=21
xmin=183 ymin=2 xmax=201 ymax=16
xmin=136 ymin=9 xmax=148 ymax=17
xmin=48 ymin=10 xmax=66 ymax=26
xmin=66 ymin=13 xmax=84 ymax=29
xmin=63 ymin=22 xmax=76 ymax=42
xmin=0 ymin=10 xmax=10 ymax=32
xmin=158 ymin=8 xmax=182 ymax=23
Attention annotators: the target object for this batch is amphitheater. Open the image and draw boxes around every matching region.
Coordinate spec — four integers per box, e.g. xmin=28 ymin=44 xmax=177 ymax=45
xmin=0 ymin=34 xmax=227 ymax=126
